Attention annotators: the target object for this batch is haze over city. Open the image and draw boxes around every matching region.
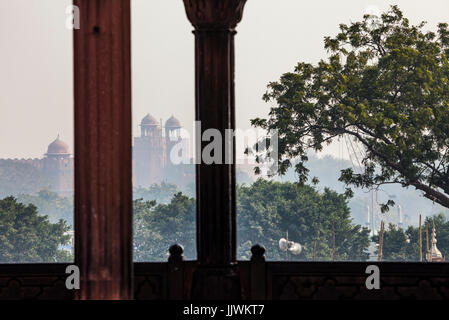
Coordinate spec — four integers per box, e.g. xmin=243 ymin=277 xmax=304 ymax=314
xmin=1 ymin=0 xmax=448 ymax=160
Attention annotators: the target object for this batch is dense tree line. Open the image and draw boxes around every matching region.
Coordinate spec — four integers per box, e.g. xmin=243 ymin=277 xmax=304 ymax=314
xmin=134 ymin=193 xmax=196 ymax=261
xmin=1 ymin=181 xmax=447 ymax=263
xmin=237 ymin=179 xmax=370 ymax=261
xmin=133 ymin=179 xmax=371 ymax=261
xmin=0 ymin=197 xmax=71 ymax=263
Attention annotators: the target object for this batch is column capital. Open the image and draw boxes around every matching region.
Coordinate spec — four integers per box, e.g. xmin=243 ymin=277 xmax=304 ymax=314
xmin=183 ymin=0 xmax=247 ymax=30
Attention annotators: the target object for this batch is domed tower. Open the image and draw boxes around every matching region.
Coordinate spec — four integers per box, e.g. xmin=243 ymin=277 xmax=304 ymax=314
xmin=165 ymin=115 xmax=182 ymax=166
xmin=43 ymin=135 xmax=74 ymax=195
xmin=133 ymin=114 xmax=166 ymax=187
xmin=140 ymin=113 xmax=160 ymax=137
xmin=45 ymin=135 xmax=71 ymax=159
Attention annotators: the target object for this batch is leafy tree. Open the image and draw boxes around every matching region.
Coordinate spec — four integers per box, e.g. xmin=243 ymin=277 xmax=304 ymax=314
xmin=0 ymin=197 xmax=72 ymax=263
xmin=133 ymin=199 xmax=163 ymax=261
xmin=251 ymin=6 xmax=449 ymax=211
xmin=133 ymin=192 xmax=196 ymax=261
xmin=237 ymin=179 xmax=370 ymax=261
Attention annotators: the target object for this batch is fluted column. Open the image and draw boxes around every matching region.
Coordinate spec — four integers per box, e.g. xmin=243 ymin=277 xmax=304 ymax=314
xmin=183 ymin=0 xmax=247 ymax=299
xmin=73 ymin=0 xmax=133 ymax=300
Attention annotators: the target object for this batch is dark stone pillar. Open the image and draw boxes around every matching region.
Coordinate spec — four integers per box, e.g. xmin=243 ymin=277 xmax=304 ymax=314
xmin=183 ymin=0 xmax=247 ymax=299
xmin=73 ymin=0 xmax=133 ymax=300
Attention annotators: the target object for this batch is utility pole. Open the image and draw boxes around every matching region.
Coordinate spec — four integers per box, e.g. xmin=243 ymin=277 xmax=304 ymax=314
xmin=332 ymin=221 xmax=335 ymax=261
xmin=378 ymin=220 xmax=385 ymax=262
xmin=419 ymin=214 xmax=423 ymax=262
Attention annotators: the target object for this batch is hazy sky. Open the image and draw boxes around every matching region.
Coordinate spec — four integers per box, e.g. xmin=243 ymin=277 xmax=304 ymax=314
xmin=1 ymin=0 xmax=448 ymax=158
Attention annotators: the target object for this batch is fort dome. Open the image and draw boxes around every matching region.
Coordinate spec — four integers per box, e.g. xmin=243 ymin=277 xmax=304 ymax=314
xmin=46 ymin=135 xmax=70 ymax=155
xmin=165 ymin=115 xmax=181 ymax=128
xmin=141 ymin=114 xmax=159 ymax=127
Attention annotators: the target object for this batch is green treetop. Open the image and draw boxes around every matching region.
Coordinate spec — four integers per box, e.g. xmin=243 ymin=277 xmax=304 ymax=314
xmin=252 ymin=6 xmax=449 ymax=211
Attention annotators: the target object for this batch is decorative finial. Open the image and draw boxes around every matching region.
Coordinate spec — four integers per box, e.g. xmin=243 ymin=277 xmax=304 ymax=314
xmin=431 ymin=223 xmax=438 ymax=248
xmin=168 ymin=244 xmax=184 ymax=265
xmin=251 ymin=244 xmax=266 ymax=262
xmin=169 ymin=243 xmax=183 ymax=257
xmin=428 ymin=223 xmax=445 ymax=262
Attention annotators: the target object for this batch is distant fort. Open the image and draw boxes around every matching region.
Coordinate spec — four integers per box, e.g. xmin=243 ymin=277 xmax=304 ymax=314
xmin=132 ymin=114 xmax=257 ymax=187
xmin=0 ymin=135 xmax=74 ymax=196
xmin=0 ymin=114 xmax=257 ymax=197
xmin=133 ymin=114 xmax=194 ymax=188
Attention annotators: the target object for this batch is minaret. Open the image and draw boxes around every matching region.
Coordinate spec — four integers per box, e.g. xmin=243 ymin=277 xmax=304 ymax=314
xmin=164 ymin=115 xmax=182 ymax=167
xmin=44 ymin=135 xmax=73 ymax=195
xmin=133 ymin=114 xmax=165 ymax=187
xmin=427 ymin=224 xmax=445 ymax=262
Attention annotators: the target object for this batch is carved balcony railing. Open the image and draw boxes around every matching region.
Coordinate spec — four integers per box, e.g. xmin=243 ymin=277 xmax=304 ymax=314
xmin=2 ymin=244 xmax=448 ymax=300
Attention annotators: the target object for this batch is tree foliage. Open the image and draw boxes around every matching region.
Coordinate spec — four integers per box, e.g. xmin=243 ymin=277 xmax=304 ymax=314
xmin=252 ymin=6 xmax=449 ymax=210
xmin=0 ymin=197 xmax=71 ymax=263
xmin=237 ymin=179 xmax=370 ymax=261
xmin=133 ymin=192 xmax=196 ymax=261
xmin=133 ymin=180 xmax=370 ymax=262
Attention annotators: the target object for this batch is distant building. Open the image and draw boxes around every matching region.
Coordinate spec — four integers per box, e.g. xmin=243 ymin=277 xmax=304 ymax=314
xmin=0 ymin=135 xmax=74 ymax=196
xmin=132 ymin=114 xmax=260 ymax=188
xmin=133 ymin=114 xmax=194 ymax=188
xmin=133 ymin=114 xmax=166 ymax=187
xmin=43 ymin=135 xmax=74 ymax=195
xmin=0 ymin=115 xmax=259 ymax=196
